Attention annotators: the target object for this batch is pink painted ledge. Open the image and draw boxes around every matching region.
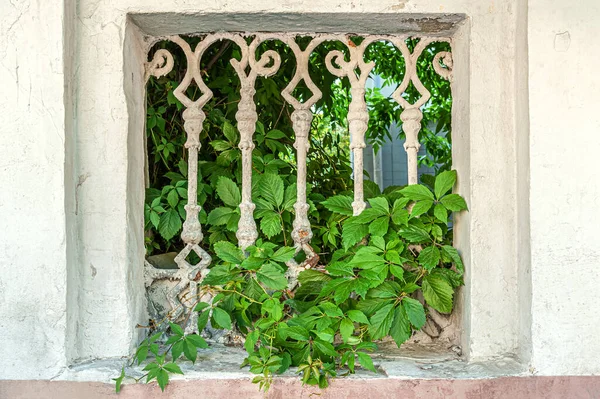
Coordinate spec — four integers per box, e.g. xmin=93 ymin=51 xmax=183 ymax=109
xmin=3 ymin=376 xmax=600 ymax=399
xmin=3 ymin=344 xmax=597 ymax=398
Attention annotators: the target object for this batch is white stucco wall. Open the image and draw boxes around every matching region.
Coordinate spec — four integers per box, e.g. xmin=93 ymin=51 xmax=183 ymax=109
xmin=528 ymin=0 xmax=600 ymax=375
xmin=70 ymin=0 xmax=529 ymax=366
xmin=1 ymin=0 xmax=598 ymax=381
xmin=0 ymin=0 xmax=68 ymax=378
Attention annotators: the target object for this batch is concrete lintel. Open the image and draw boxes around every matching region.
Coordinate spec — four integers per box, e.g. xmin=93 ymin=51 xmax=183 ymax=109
xmin=129 ymin=12 xmax=467 ymax=37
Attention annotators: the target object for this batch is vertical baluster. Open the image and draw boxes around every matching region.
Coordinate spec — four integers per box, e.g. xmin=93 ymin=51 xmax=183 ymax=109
xmin=400 ymin=107 xmax=423 ymax=185
xmin=326 ymin=40 xmax=374 ymax=215
xmin=391 ymin=39 xmax=432 ymax=185
xmin=144 ymin=36 xmax=215 ymax=334
xmin=233 ymin=37 xmax=282 ymax=251
xmin=280 ymin=38 xmax=323 ymax=288
xmin=349 ymin=84 xmax=369 ymax=215
xmin=231 ymin=48 xmax=259 ymax=251
xmin=235 ymin=84 xmax=259 ymax=250
xmin=290 ymin=108 xmax=314 ymax=246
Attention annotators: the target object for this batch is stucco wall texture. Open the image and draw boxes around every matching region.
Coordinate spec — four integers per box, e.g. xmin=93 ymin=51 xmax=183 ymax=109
xmin=1 ymin=0 xmax=599 ymax=387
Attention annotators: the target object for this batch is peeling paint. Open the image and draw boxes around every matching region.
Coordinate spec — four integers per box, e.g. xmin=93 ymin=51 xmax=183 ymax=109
xmin=553 ymin=31 xmax=570 ymax=52
xmin=390 ymin=0 xmax=408 ymax=11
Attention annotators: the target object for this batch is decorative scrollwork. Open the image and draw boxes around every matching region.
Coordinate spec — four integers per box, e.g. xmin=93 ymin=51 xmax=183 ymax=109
xmin=144 ymin=32 xmax=453 ymax=318
xmin=145 ymin=49 xmax=174 ymax=79
xmin=433 ymin=51 xmax=454 ymax=81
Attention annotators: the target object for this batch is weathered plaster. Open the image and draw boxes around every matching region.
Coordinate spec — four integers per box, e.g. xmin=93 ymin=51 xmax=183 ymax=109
xmin=528 ymin=0 xmax=600 ymax=375
xmin=0 ymin=0 xmax=69 ymax=379
xmin=9 ymin=0 xmax=589 ymax=380
xmin=70 ymin=0 xmax=527 ymax=364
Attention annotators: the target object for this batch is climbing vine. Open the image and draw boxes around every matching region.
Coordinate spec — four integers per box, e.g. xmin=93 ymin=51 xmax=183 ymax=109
xmin=116 ymin=36 xmax=461 ymax=392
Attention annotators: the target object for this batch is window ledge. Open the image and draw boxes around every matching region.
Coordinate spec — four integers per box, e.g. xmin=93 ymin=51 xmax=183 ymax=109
xmin=55 ymin=342 xmax=526 ymax=384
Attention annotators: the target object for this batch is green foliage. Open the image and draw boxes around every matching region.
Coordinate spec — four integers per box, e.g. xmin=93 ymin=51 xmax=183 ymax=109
xmin=121 ymin=36 xmax=458 ymax=393
xmin=143 ymin=37 xmax=452 ymax=257
xmin=120 ymin=171 xmax=467 ymax=393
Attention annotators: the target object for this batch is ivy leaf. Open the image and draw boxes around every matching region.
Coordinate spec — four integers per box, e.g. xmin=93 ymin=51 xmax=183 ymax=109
xmin=369 ymin=217 xmax=389 ymax=236
xmin=389 ymin=265 xmax=405 ymax=280
xmin=356 ymin=298 xmax=392 ymax=317
xmin=340 ymin=318 xmax=354 ymax=343
xmin=197 ymin=310 xmax=210 ymax=332
xmin=333 ymin=279 xmax=355 ymax=304
xmin=212 ymin=307 xmax=233 ymax=330
xmin=260 ymin=174 xmax=284 ymax=207
xmin=298 ymin=269 xmax=331 ymax=284
xmin=390 ymin=305 xmax=411 ymax=347
xmin=434 ymin=170 xmax=457 ymax=199
xmin=347 ymin=310 xmax=370 ymax=325
xmin=441 ymin=245 xmax=465 ymax=273
xmin=245 ymin=330 xmax=260 ymax=353
xmin=391 ymin=201 xmax=409 ymax=226
xmin=368 ymin=303 xmax=395 ymax=339
xmin=163 ymin=362 xmax=184 ymax=375
xmin=183 ymin=339 xmax=197 ymax=363
xmin=194 ymin=302 xmax=210 ymax=312
xmin=410 ymin=200 xmax=433 ymax=218
xmin=368 ymin=281 xmax=399 ymax=299
xmin=313 ymin=339 xmax=338 ymax=357
xmin=321 ymin=195 xmax=353 ymax=216
xmin=271 ymin=246 xmax=296 ymax=262
xmin=186 ymin=334 xmax=209 ymax=349
xmin=398 ymin=226 xmax=431 ymax=243
xmin=368 ymin=197 xmax=389 ymax=215
xmin=431 ymin=268 xmax=464 ymax=289
xmin=440 ymin=194 xmax=468 ymax=212
xmin=356 ymin=352 xmax=377 ymax=373
xmin=283 ymin=183 xmax=297 ymax=212
xmin=158 ymin=209 xmax=182 ymax=241
xmin=349 ymin=252 xmax=385 ymax=269
xmin=260 ymin=211 xmax=282 ymax=238
xmin=422 ymin=275 xmax=454 ymax=314
xmin=257 ymin=263 xmax=288 ymax=290
xmin=207 ymin=207 xmax=234 ymax=226
xmin=135 ymin=344 xmax=149 ymax=365
xmin=266 ymin=129 xmax=286 ymax=139
xmin=342 ymin=221 xmax=369 ymax=250
xmin=202 ymin=264 xmax=233 ymax=285
xmin=326 ymin=262 xmax=354 ymax=277
xmin=210 ymin=139 xmax=231 ymax=152
xmin=433 ymin=203 xmax=448 ymax=224
xmin=285 ymin=326 xmax=310 ymax=341
xmin=149 ymin=211 xmax=160 ymax=229
xmin=214 ymin=241 xmax=245 ymax=264
xmin=216 ymin=177 xmax=241 ymax=207
xmin=371 ymin=236 xmax=386 ymax=251
xmin=400 ymin=185 xmax=434 ymax=201
xmin=113 ymin=367 xmax=125 ymax=393
xmin=319 ymin=302 xmax=344 ymax=317
xmin=363 ymin=180 xmax=381 ymax=199
xmin=167 ymin=189 xmax=179 ymax=208
xmin=170 ymin=322 xmax=184 ymax=337
xmin=402 ymin=297 xmax=426 ymax=329
xmin=171 ymin=340 xmax=184 ymax=361
xmin=156 ymin=369 xmax=169 ymax=392
xmin=223 ymin=121 xmax=239 ymax=143
xmin=418 ymin=246 xmax=441 ymax=271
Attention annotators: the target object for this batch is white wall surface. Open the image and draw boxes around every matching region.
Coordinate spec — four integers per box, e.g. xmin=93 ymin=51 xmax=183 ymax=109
xmin=528 ymin=0 xmax=600 ymax=375
xmin=0 ymin=0 xmax=68 ymax=378
xmin=70 ymin=0 xmax=527 ymax=366
xmin=2 ymin=0 xmax=598 ymax=380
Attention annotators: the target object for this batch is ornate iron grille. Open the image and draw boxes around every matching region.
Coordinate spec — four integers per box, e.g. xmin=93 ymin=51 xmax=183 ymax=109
xmin=143 ymin=33 xmax=453 ymax=333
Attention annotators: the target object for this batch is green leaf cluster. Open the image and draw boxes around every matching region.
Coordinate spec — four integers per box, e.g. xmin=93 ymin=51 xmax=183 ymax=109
xmin=128 ymin=36 xmax=458 ymax=394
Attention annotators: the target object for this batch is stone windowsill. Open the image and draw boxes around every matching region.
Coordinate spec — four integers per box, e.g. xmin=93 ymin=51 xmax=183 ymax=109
xmin=55 ymin=342 xmax=526 ymax=384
